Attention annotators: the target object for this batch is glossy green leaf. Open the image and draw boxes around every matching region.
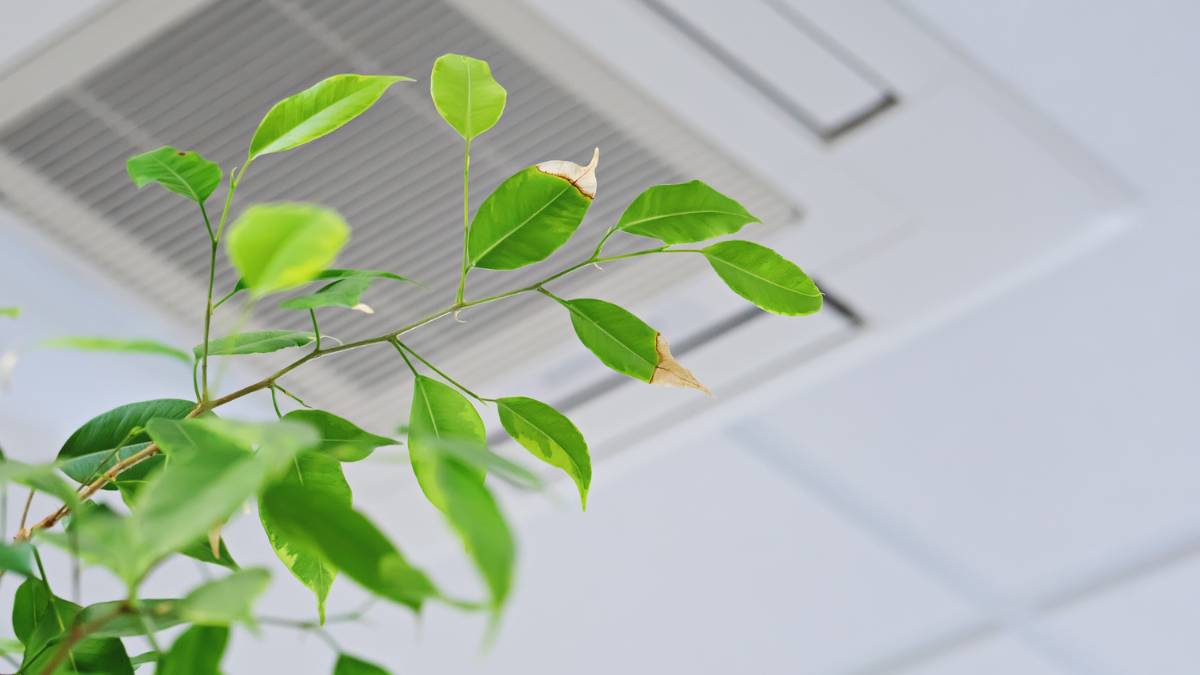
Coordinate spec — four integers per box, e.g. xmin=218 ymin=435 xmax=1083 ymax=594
xmin=13 ymin=578 xmax=75 ymax=645
xmin=57 ymin=398 xmax=194 ymax=488
xmin=0 ymin=307 xmax=19 ymax=318
xmin=260 ymin=484 xmax=437 ymax=611
xmin=178 ymin=569 xmax=270 ymax=626
xmin=41 ymin=336 xmax=191 ymax=365
xmin=260 ymin=451 xmax=350 ymax=622
xmin=284 ymin=410 xmax=397 ymax=462
xmin=616 ymin=180 xmax=757 ymax=244
xmin=0 ymin=542 xmax=34 ymax=577
xmin=559 ymin=298 xmax=657 ymax=381
xmin=248 ymin=74 xmax=410 ymax=162
xmin=126 ymin=146 xmax=222 ymax=204
xmin=702 ymin=240 xmax=822 ymax=316
xmin=430 ymin=54 xmax=506 ymax=140
xmin=198 ymin=330 xmax=314 ymax=357
xmin=496 ymin=397 xmax=590 ymax=509
xmin=226 ymin=204 xmax=349 ymax=297
xmin=156 ymin=625 xmax=228 ymax=675
xmin=557 ymin=297 xmax=710 ymax=393
xmin=0 ymin=461 xmax=80 ymax=507
xmin=334 ymin=653 xmax=390 ymax=675
xmin=467 ymin=164 xmax=593 ymax=270
xmin=408 ymin=375 xmax=486 ymax=508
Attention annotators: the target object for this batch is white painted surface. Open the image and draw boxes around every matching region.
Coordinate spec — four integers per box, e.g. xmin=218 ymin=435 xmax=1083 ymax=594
xmin=0 ymin=1 xmax=1198 ymax=674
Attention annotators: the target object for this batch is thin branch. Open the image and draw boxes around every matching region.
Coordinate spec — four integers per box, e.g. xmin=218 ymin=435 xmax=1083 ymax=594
xmin=309 ymin=309 xmax=322 ymax=351
xmin=18 ymin=246 xmax=683 ymax=536
xmin=455 ymin=138 xmax=471 ymax=306
xmin=393 ymin=340 xmax=486 ymax=402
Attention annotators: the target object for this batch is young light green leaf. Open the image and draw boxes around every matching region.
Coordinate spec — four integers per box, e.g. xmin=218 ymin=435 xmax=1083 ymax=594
xmin=426 ymin=457 xmax=515 ymax=612
xmin=0 ymin=460 xmax=80 ymax=508
xmin=557 ymin=297 xmax=710 ymax=394
xmin=178 ymin=569 xmax=271 ymax=627
xmin=408 ymin=375 xmax=487 ymax=508
xmin=226 ymin=203 xmax=349 ymax=297
xmin=283 ymin=410 xmax=397 ymax=462
xmin=260 ymin=484 xmax=438 ymax=611
xmin=126 ymin=146 xmax=222 ymax=204
xmin=407 ymin=378 xmax=514 ymax=611
xmin=396 ymin=436 xmax=542 ymax=492
xmin=156 ymin=625 xmax=229 ymax=675
xmin=198 ymin=330 xmax=314 ymax=357
xmin=78 ymin=598 xmax=182 ymax=638
xmin=0 ymin=542 xmax=34 ymax=577
xmin=279 ymin=277 xmax=375 ymax=313
xmin=185 ymin=418 xmax=319 ymax=472
xmin=616 ymin=180 xmax=758 ymax=244
xmin=467 ymin=152 xmax=598 ymax=270
xmin=334 ymin=653 xmax=391 ymax=675
xmin=496 ymin=397 xmax=590 ymax=509
xmin=41 ymin=336 xmax=191 ymax=365
xmin=260 ymin=451 xmax=350 ymax=623
xmin=430 ymin=54 xmax=507 ymax=140
xmin=249 ymin=74 xmax=410 ymax=162
xmin=702 ymin=240 xmax=822 ymax=316
xmin=0 ymin=307 xmax=19 ymax=318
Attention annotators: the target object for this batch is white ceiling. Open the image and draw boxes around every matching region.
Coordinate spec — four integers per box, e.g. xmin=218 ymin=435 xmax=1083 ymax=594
xmin=1 ymin=1 xmax=1198 ymax=674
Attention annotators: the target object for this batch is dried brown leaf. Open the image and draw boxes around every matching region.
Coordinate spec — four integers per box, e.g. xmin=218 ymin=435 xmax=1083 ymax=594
xmin=649 ymin=334 xmax=711 ymax=395
xmin=537 ymin=147 xmax=600 ymax=198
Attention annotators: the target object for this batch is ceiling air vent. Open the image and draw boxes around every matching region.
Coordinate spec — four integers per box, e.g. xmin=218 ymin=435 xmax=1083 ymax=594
xmin=0 ymin=0 xmax=802 ymax=434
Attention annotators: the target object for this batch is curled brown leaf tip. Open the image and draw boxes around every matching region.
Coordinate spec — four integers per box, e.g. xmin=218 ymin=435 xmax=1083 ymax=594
xmin=649 ymin=334 xmax=711 ymax=395
xmin=537 ymin=147 xmax=599 ymax=198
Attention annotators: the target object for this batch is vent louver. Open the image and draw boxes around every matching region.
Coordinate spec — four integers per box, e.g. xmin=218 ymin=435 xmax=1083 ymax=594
xmin=0 ymin=0 xmax=797 ymax=431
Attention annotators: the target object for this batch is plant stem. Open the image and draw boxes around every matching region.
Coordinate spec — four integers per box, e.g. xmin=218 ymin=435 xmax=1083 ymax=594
xmin=269 ymin=386 xmax=283 ymax=419
xmin=19 ymin=245 xmax=688 ymax=535
xmin=309 ymin=310 xmax=321 ymax=351
xmin=456 ymin=139 xmax=472 ymax=306
xmin=393 ymin=340 xmax=486 ymax=402
xmin=200 ymin=233 xmax=217 ymax=403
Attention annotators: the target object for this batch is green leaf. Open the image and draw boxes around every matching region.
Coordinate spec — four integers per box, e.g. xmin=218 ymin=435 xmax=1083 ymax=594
xmin=0 ymin=461 xmax=80 ymax=507
xmin=702 ymin=240 xmax=822 ymax=316
xmin=430 ymin=54 xmax=507 ymax=140
xmin=557 ymin=297 xmax=710 ymax=393
xmin=156 ymin=625 xmax=228 ymax=675
xmin=184 ymin=418 xmax=319 ymax=473
xmin=408 ymin=376 xmax=486 ymax=508
xmin=198 ymin=330 xmax=314 ymax=357
xmin=57 ymin=398 xmax=194 ymax=489
xmin=180 ymin=537 xmax=239 ymax=571
xmin=334 ymin=653 xmax=390 ymax=675
xmin=260 ymin=451 xmax=350 ymax=623
xmin=126 ymin=146 xmax=222 ymax=204
xmin=283 ymin=410 xmax=397 ymax=462
xmin=78 ymin=599 xmax=182 ymax=638
xmin=407 ymin=377 xmax=514 ymax=612
xmin=279 ymin=277 xmax=374 ymax=312
xmin=178 ymin=569 xmax=271 ymax=627
xmin=0 ymin=307 xmax=19 ymax=318
xmin=41 ymin=336 xmax=191 ymax=365
xmin=616 ymin=180 xmax=758 ymax=244
xmin=467 ymin=162 xmax=594 ymax=270
xmin=14 ymin=578 xmax=134 ymax=675
xmin=249 ymin=74 xmax=410 ymax=162
xmin=260 ymin=484 xmax=437 ymax=611
xmin=226 ymin=203 xmax=350 ymax=297
xmin=395 ymin=435 xmax=542 ymax=491
xmin=496 ymin=397 xmax=590 ymax=509
xmin=0 ymin=542 xmax=35 ymax=577
xmin=427 ymin=458 xmax=515 ymax=612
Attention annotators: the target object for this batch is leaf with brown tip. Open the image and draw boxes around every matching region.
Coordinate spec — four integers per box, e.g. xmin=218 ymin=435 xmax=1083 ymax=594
xmin=649 ymin=334 xmax=711 ymax=395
